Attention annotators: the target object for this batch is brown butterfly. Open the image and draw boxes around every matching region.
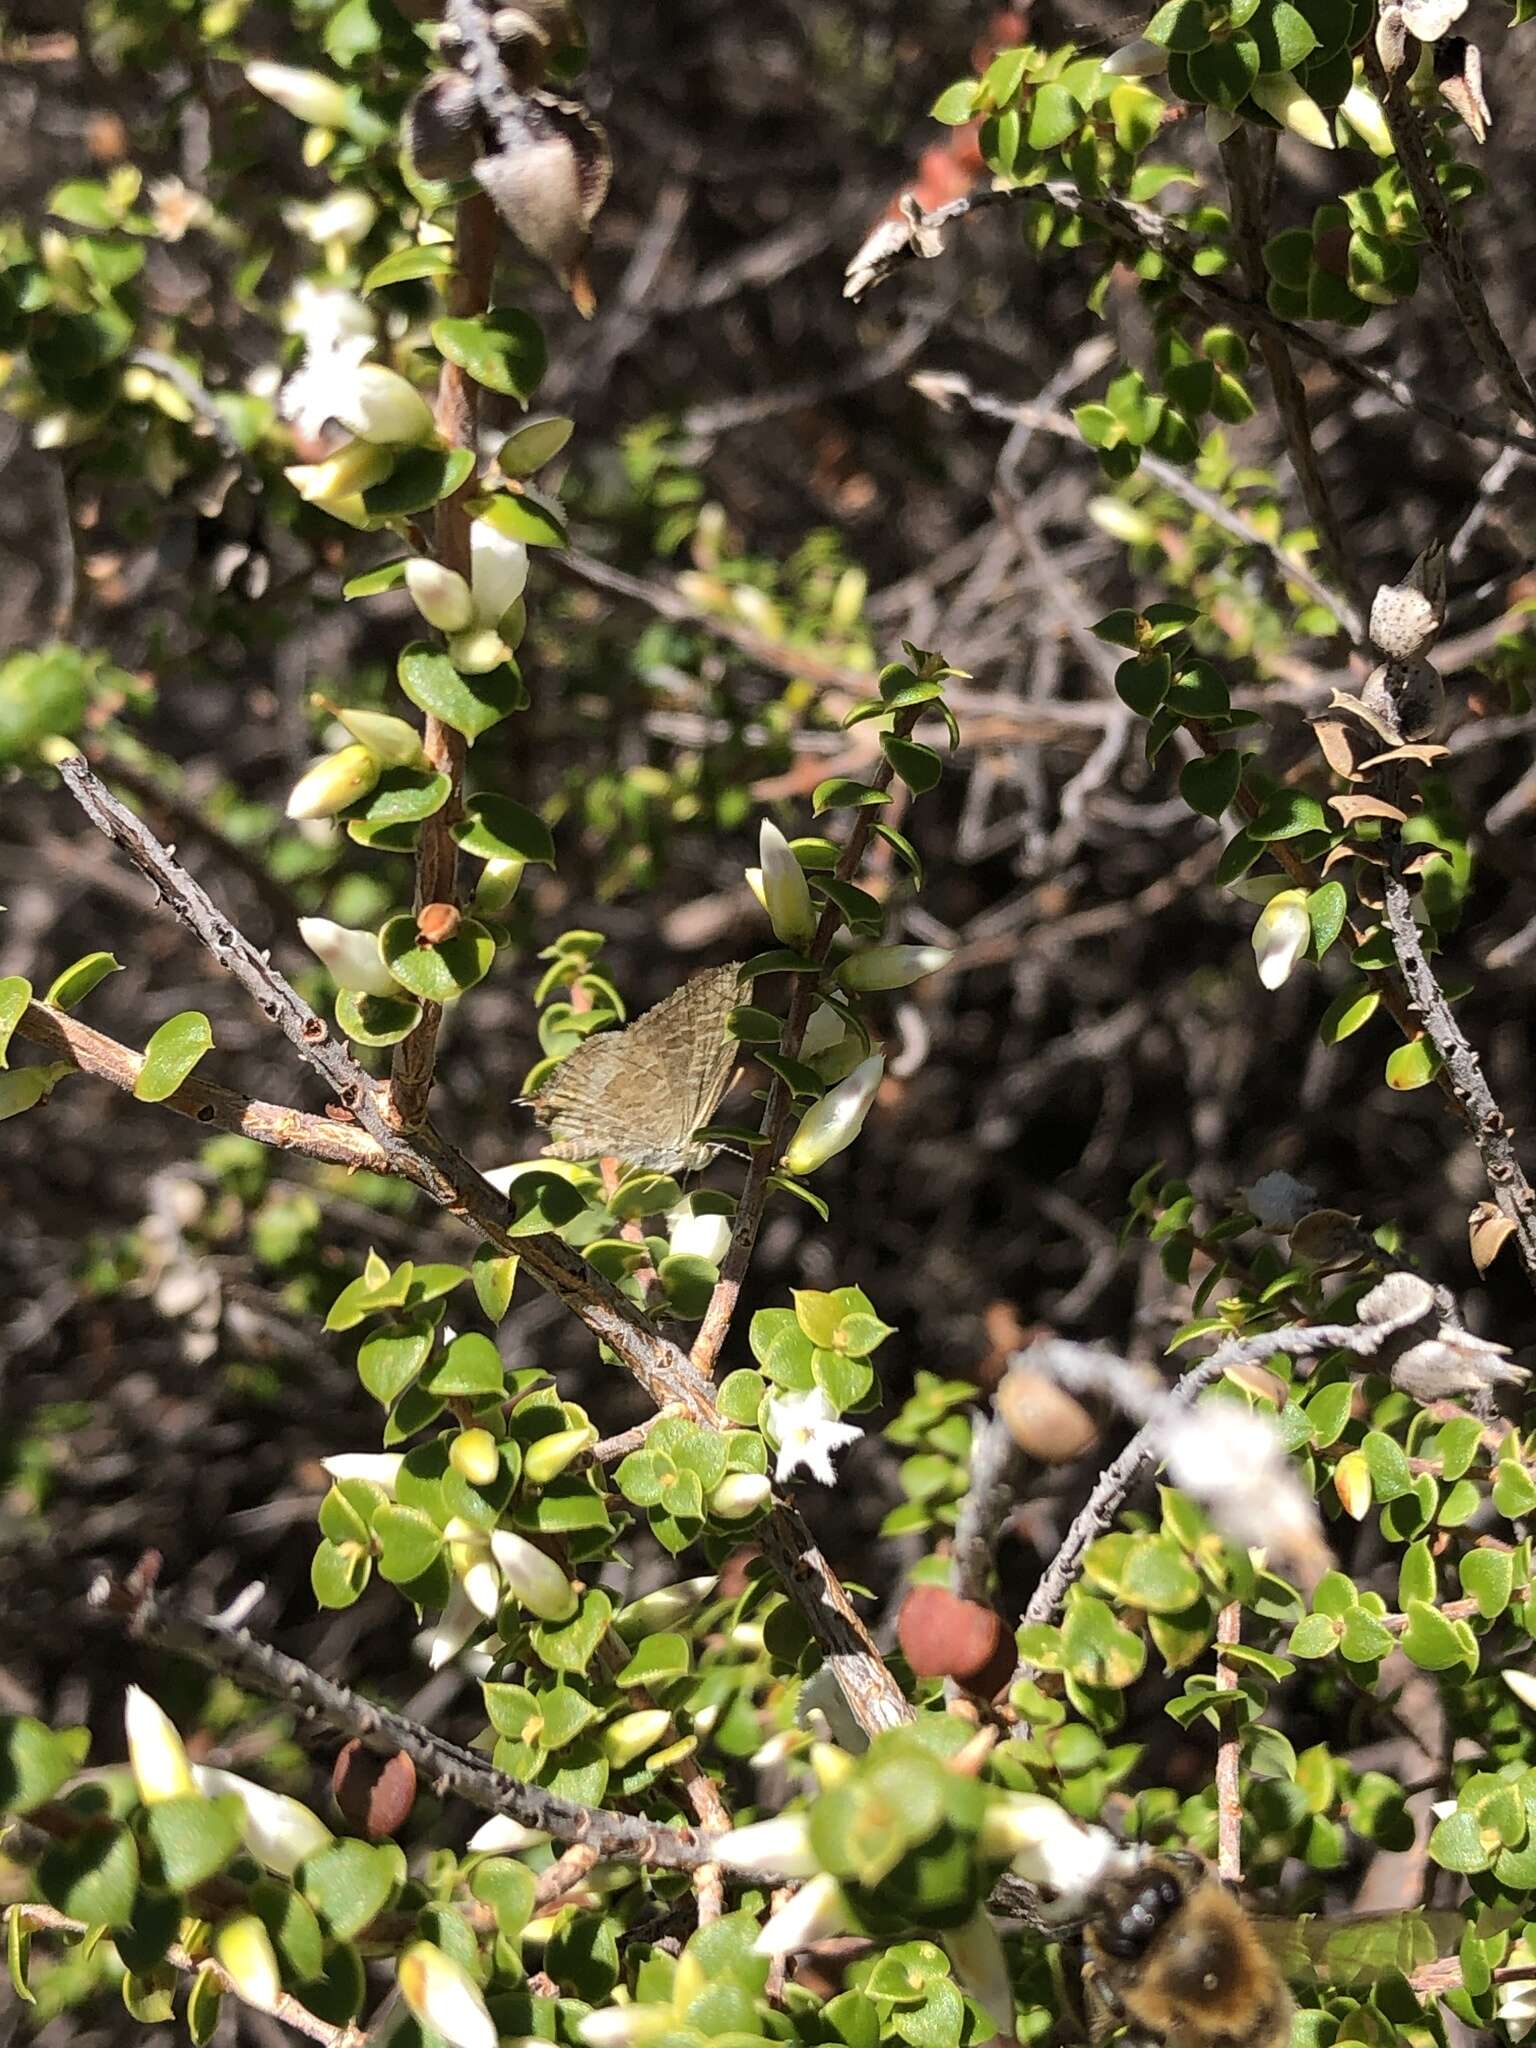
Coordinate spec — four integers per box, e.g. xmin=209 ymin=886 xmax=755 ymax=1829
xmin=527 ymin=963 xmax=746 ymax=1175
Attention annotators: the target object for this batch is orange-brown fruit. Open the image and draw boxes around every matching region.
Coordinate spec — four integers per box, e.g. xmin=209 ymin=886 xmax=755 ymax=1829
xmin=331 ymin=1741 xmax=417 ymax=1839
xmin=897 ymin=1584 xmax=1013 ymax=1697
xmin=996 ymin=1366 xmax=1097 ymax=1464
xmin=417 ymin=901 xmax=461 ymax=945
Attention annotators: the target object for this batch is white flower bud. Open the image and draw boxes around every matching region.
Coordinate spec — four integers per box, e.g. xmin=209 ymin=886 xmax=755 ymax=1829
xmin=285 ymin=439 xmax=392 ymax=518
xmin=322 ymin=1451 xmax=403 ymax=1492
xmin=600 ymin=1709 xmax=673 ymax=1768
xmin=667 ymin=1204 xmax=733 ymax=1266
xmin=980 ymin=1796 xmax=1131 ymax=1904
xmin=1504 ymin=1670 xmax=1536 ymax=1715
xmin=1252 ymin=889 xmax=1310 ymax=991
xmin=330 ymin=363 xmax=435 ymax=446
xmin=756 ymin=820 xmax=817 ymax=949
xmin=1337 ymin=81 xmax=1394 ymax=155
xmin=1102 ymin=36 xmax=1169 ymax=73
xmin=523 ymin=1425 xmax=599 ymax=1485
xmin=782 ymin=1054 xmax=884 ymax=1174
xmin=125 ymin=1686 xmax=196 ymax=1804
xmin=286 ymin=743 xmax=381 ymax=821
xmin=192 ymin=1767 xmax=333 ymax=1876
xmin=943 ymin=1908 xmax=1015 ymax=2029
xmin=467 ymin=1814 xmax=549 ymax=1854
xmin=751 ymin=1871 xmax=848 ymax=1957
xmin=614 ymin=1577 xmax=717 ymax=1637
xmin=469 ymin=519 xmax=530 ymax=627
xmin=489 ymin=1529 xmax=578 ymax=1622
xmin=398 ymin=1942 xmax=497 ymax=2048
xmin=837 ymin=945 xmax=950 ymax=992
xmin=577 ymin=2008 xmax=669 ymax=2048
xmin=214 ymin=1915 xmax=283 ymax=2013
xmin=406 ymin=559 xmax=475 ymax=634
xmin=713 ymin=1814 xmax=820 ymax=1878
xmin=450 ymin=1429 xmax=503 ymax=1487
xmin=427 ymin=1579 xmax=485 ymax=1669
xmin=298 ymin=918 xmax=399 ymax=997
xmin=1250 ymin=74 xmax=1334 ymax=147
xmin=461 ymin=1552 xmax=504 ymax=1621
xmin=708 ymin=1472 xmax=773 ymax=1520
xmin=247 ymin=61 xmax=353 ymax=131
xmin=287 ymin=190 xmax=378 ymax=247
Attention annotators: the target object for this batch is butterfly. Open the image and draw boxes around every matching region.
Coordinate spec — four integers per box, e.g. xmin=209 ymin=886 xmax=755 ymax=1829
xmin=527 ymin=963 xmax=747 ymax=1175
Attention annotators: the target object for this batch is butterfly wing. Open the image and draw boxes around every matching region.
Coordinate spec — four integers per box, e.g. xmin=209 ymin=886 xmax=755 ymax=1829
xmin=531 ymin=964 xmax=744 ymax=1172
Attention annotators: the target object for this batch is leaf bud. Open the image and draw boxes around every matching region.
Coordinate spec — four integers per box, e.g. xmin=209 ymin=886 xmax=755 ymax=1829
xmin=214 ymin=1915 xmax=283 ymax=2013
xmin=450 ymin=1428 xmax=503 ymax=1487
xmin=782 ymin=1054 xmax=884 ymax=1174
xmin=247 ymin=61 xmax=354 ymax=132
xmin=600 ymin=1709 xmax=673 ymax=1768
xmin=523 ymin=1423 xmax=599 ymax=1485
xmin=707 ymin=1472 xmax=773 ymax=1521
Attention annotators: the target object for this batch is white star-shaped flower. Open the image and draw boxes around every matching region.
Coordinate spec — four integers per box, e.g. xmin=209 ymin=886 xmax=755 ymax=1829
xmin=766 ymin=1387 xmax=863 ymax=1487
xmin=281 ymin=329 xmax=376 ymax=443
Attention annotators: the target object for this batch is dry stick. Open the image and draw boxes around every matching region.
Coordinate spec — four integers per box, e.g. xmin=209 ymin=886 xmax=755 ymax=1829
xmin=1214 ymin=1600 xmax=1242 ymax=1884
xmin=852 ymin=178 xmax=1534 ymax=456
xmin=1220 ymin=129 xmax=1366 ymax=630
xmin=53 ymin=759 xmax=912 ymax=1738
xmin=388 ymin=191 xmax=498 ymax=1131
xmin=910 ymin=370 xmax=1354 ymax=633
xmin=14 ymin=1001 xmax=394 ymax=1176
xmin=89 ymin=1572 xmax=727 ymax=1873
xmin=10 ymin=1903 xmax=366 ymax=2048
xmin=1366 ymin=45 xmax=1536 ymax=436
xmin=690 ymin=706 xmax=923 ymax=1379
xmin=950 ymin=1383 xmax=1028 ymax=1608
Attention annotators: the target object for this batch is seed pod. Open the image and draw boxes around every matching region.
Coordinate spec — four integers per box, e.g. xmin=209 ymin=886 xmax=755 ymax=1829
xmin=407 ymin=72 xmax=484 ymax=183
xmin=996 ymin=1366 xmax=1097 ymax=1464
xmin=417 ymin=901 xmax=461 ymax=945
xmin=331 ymin=1740 xmax=418 ymax=1839
xmin=897 ymin=1584 xmax=1013 ymax=1696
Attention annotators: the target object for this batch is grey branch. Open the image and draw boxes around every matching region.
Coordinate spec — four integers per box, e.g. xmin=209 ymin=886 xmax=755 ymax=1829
xmin=90 ymin=1570 xmax=726 ymax=1873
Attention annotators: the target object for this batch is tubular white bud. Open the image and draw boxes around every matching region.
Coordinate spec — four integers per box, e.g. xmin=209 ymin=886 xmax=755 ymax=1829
xmin=298 ymin=918 xmax=399 ymax=997
xmin=756 ymin=820 xmax=817 ymax=949
xmin=837 ymin=945 xmax=950 ymax=992
xmin=708 ymin=1472 xmax=773 ymax=1520
xmin=667 ymin=1204 xmax=733 ymax=1266
xmin=124 ymin=1686 xmax=196 ymax=1804
xmin=192 ymin=1767 xmax=333 ymax=1876
xmin=751 ymin=1871 xmax=849 ymax=1957
xmin=1252 ymin=889 xmax=1311 ymax=991
xmin=782 ymin=1055 xmax=884 ymax=1174
xmin=405 ymin=559 xmax=475 ymax=634
xmin=214 ymin=1915 xmax=283 ymax=2013
xmin=322 ymin=1451 xmax=403 ymax=1492
xmin=331 ymin=362 xmax=435 ymax=445
xmin=713 ymin=1814 xmax=820 ymax=1878
xmin=398 ymin=1941 xmax=497 ymax=2048
xmin=1250 ymin=74 xmax=1334 ymax=147
xmin=285 ymin=744 xmax=381 ymax=821
xmin=469 ymin=518 xmax=530 ymax=626
xmin=490 ymin=1529 xmax=578 ymax=1621
xmin=247 ymin=61 xmax=354 ymax=131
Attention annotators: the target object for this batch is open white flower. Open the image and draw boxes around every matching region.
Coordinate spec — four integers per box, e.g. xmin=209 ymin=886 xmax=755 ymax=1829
xmin=766 ymin=1386 xmax=863 ymax=1487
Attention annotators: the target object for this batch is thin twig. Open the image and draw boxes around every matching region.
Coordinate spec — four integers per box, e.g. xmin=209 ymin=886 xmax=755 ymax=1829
xmin=388 ymin=190 xmax=498 ymax=1130
xmin=1219 ymin=129 xmax=1365 ymax=627
xmin=89 ymin=1570 xmax=727 ymax=1873
xmin=1215 ymin=1600 xmax=1242 ymax=1884
xmin=1366 ymin=45 xmax=1536 ymax=435
xmin=951 ymin=1382 xmax=1028 ymax=1607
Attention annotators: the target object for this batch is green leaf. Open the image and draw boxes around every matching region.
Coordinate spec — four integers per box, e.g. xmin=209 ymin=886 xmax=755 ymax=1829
xmin=357 ymin=1313 xmax=436 ymax=1407
xmin=1249 ymin=789 xmax=1327 ymax=840
xmin=614 ymin=1633 xmax=692 ymax=1687
xmin=472 ymin=1245 xmax=519 ymax=1322
xmin=300 ymin=1839 xmax=400 ymax=1941
xmin=363 ymin=243 xmax=456 ymax=292
xmin=1288 ymin=1612 xmax=1341 ymax=1657
xmin=379 ymin=913 xmax=496 ymax=1003
xmin=1385 ymin=1038 xmax=1441 ymax=1091
xmin=1460 ymin=1547 xmax=1513 ymax=1618
xmin=335 ymin=989 xmax=423 ymax=1048
xmin=8 ymin=1905 xmax=33 ymax=2003
xmin=930 ymin=80 xmax=979 ymax=123
xmin=362 ymin=445 xmax=476 ymax=519
xmin=145 ymin=1794 xmax=243 ymax=1891
xmin=1319 ymin=984 xmax=1379 ymax=1045
xmin=498 ymin=416 xmax=575 ymax=475
xmin=0 ymin=1717 xmax=88 ymax=1814
xmin=311 ymin=1540 xmax=371 ymax=1608
xmin=880 ymin=734 xmax=943 ymax=795
xmin=133 ymin=1012 xmax=213 ymax=1102
xmin=0 ymin=977 xmax=31 ymax=1067
xmin=45 ymin=952 xmax=122 ymax=1010
xmin=39 ymin=1821 xmax=140 ymax=1929
xmin=422 ymin=1330 xmax=505 ymax=1397
xmin=398 ymin=641 xmax=527 ymax=744
xmin=1400 ymin=1598 xmax=1477 ymax=1673
xmin=1028 ymin=81 xmax=1082 ymax=149
xmin=1306 ymin=881 xmax=1348 ymax=959
xmin=1397 ymin=1539 xmax=1436 ymax=1611
xmin=432 ymin=309 xmax=547 ymax=401
xmin=1361 ymin=1430 xmax=1411 ymax=1501
xmin=1179 ymin=751 xmax=1241 ymax=819
xmin=453 ymin=794 xmax=555 ymax=865
xmin=475 ymin=490 xmax=567 ymax=548
xmin=1428 ymin=1806 xmax=1489 ymax=1874
xmin=374 ymin=1503 xmax=444 ymax=1583
xmin=1115 ymin=653 xmax=1172 ymax=715
xmin=812 ymin=777 xmax=890 ymax=815
xmin=528 ymin=1588 xmax=613 ymax=1675
xmin=1303 ymin=1380 xmax=1353 ymax=1448
xmin=342 ymin=558 xmax=410 ymax=599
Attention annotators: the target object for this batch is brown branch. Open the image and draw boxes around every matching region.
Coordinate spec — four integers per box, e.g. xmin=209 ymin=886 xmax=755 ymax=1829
xmin=690 ymin=704 xmax=922 ymax=1377
xmin=388 ymin=192 xmax=498 ymax=1131
xmin=849 ymin=177 xmax=1535 ymax=456
xmin=1219 ymin=129 xmax=1365 ymax=628
xmin=10 ymin=1904 xmax=366 ymax=2048
xmin=1215 ymin=1600 xmax=1242 ymax=1884
xmin=89 ymin=1571 xmax=727 ymax=1873
xmin=1366 ymin=45 xmax=1536 ymax=435
xmin=14 ymin=1001 xmax=394 ymax=1175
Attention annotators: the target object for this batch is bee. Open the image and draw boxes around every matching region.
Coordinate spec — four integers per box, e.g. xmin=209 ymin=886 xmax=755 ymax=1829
xmin=1080 ymin=1850 xmax=1293 ymax=2048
